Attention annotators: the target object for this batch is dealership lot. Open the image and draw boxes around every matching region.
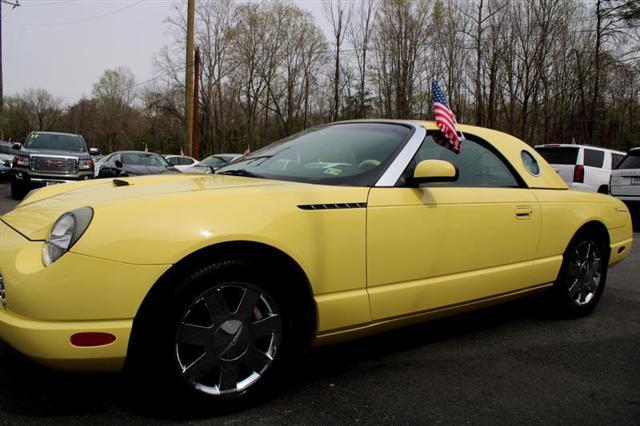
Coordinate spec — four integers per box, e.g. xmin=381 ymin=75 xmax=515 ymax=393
xmin=0 ymin=182 xmax=638 ymax=424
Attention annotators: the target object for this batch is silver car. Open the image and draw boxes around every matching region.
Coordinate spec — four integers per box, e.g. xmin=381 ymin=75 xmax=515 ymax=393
xmin=182 ymin=153 xmax=242 ymax=174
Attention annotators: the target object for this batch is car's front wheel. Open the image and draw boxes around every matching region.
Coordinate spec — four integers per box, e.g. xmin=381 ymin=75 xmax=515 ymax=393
xmin=128 ymin=260 xmax=290 ymax=408
xmin=550 ymin=234 xmax=608 ymax=317
xmin=175 ymin=281 xmax=283 ymax=398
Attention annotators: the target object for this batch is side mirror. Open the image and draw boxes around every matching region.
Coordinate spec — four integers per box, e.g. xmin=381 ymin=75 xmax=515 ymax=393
xmin=412 ymin=159 xmax=458 ymax=185
xmin=12 ymin=143 xmax=21 ymax=150
xmin=114 ymin=159 xmax=123 ymax=168
xmin=89 ymin=147 xmax=101 ymax=156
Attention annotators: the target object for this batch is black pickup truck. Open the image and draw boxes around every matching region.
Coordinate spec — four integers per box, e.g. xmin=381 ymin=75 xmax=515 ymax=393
xmin=10 ymin=131 xmax=95 ymax=200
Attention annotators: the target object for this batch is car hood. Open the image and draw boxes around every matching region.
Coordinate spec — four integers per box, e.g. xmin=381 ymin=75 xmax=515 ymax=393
xmin=1 ymin=174 xmax=290 ymax=240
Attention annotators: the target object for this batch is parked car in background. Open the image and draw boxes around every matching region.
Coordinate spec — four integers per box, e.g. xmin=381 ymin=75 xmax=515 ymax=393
xmin=609 ymin=147 xmax=640 ymax=226
xmin=89 ymin=147 xmax=103 ymax=163
xmin=97 ymin=151 xmax=180 ymax=178
xmin=10 ymin=131 xmax=94 ymax=200
xmin=534 ymin=144 xmax=625 ymax=193
xmin=0 ymin=120 xmax=633 ymax=407
xmin=0 ymin=141 xmax=19 ymax=160
xmin=0 ymin=154 xmax=13 ymax=180
xmin=165 ymin=154 xmax=199 ymax=172
xmin=182 ymin=153 xmax=242 ymax=174
xmin=93 ymin=155 xmax=107 ymax=177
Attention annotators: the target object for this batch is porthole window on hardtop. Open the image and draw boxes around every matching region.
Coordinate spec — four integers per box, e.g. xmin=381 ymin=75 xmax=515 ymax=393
xmin=521 ymin=150 xmax=540 ymax=176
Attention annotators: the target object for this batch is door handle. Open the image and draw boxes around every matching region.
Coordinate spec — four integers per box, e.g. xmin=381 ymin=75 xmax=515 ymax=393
xmin=515 ymin=206 xmax=534 ymax=219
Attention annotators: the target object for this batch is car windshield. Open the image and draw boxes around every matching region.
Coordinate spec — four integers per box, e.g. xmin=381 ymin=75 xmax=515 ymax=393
xmin=617 ymin=150 xmax=640 ymax=169
xmin=216 ymin=123 xmax=412 ymax=186
xmin=200 ymin=156 xmax=228 ymax=167
xmin=122 ymin=153 xmax=171 ymax=167
xmin=24 ymin=133 xmax=87 ymax=152
xmin=535 ymin=147 xmax=579 ymax=165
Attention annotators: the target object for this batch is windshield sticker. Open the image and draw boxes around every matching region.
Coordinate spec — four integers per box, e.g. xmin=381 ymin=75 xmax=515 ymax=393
xmin=324 ymin=167 xmax=343 ymax=176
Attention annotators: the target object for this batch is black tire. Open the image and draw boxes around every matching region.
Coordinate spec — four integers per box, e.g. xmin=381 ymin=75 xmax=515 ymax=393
xmin=10 ymin=179 xmax=28 ymax=200
xmin=548 ymin=232 xmax=608 ymax=318
xmin=127 ymin=259 xmax=294 ymax=410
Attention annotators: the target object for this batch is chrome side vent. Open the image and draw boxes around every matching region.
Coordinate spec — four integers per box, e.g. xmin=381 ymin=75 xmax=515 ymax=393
xmin=298 ymin=202 xmax=367 ymax=210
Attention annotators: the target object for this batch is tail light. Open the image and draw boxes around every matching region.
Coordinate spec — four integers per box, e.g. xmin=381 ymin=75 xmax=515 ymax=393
xmin=573 ymin=165 xmax=584 ymax=183
xmin=79 ymin=159 xmax=94 ymax=170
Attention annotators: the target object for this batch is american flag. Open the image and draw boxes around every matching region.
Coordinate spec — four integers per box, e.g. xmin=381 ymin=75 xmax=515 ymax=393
xmin=432 ymin=79 xmax=463 ymax=154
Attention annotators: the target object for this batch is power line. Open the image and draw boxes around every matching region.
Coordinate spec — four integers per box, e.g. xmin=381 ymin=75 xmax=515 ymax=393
xmin=5 ymin=0 xmax=144 ymax=26
xmin=21 ymin=0 xmax=170 ymax=5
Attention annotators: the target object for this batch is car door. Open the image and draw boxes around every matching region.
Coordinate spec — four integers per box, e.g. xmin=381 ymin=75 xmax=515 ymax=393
xmin=99 ymin=154 xmax=119 ymax=178
xmin=366 ymin=133 xmax=541 ymax=321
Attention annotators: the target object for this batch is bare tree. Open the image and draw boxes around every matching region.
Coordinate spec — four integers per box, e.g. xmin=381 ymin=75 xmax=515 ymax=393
xmin=348 ymin=0 xmax=377 ymax=118
xmin=13 ymin=88 xmax=64 ymax=131
xmin=323 ymin=0 xmax=351 ymax=121
xmin=92 ymin=67 xmax=137 ymax=151
xmin=374 ymin=0 xmax=432 ymax=117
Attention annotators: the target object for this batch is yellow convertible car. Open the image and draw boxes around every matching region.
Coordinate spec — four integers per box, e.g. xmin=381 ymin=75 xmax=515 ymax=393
xmin=0 ymin=120 xmax=633 ymax=405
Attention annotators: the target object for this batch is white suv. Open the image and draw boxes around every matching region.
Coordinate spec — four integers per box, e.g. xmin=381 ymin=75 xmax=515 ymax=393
xmin=610 ymin=147 xmax=640 ymax=223
xmin=534 ymin=144 xmax=626 ymax=193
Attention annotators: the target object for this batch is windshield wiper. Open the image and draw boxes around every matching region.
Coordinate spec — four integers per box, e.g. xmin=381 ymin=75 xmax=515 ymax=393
xmin=217 ymin=169 xmax=264 ymax=178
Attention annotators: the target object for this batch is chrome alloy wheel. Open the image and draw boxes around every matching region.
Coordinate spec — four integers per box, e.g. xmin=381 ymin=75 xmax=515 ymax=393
xmin=175 ymin=283 xmax=282 ymax=396
xmin=566 ymin=240 xmax=603 ymax=306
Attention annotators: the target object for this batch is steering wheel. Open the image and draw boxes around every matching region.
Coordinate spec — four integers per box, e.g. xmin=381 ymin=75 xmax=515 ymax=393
xmin=358 ymin=159 xmax=381 ymax=170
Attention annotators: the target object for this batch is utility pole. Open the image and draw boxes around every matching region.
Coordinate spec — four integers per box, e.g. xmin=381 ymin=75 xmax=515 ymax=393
xmin=184 ymin=0 xmax=195 ymax=157
xmin=0 ymin=0 xmax=21 ymax=113
xmin=192 ymin=46 xmax=200 ymax=160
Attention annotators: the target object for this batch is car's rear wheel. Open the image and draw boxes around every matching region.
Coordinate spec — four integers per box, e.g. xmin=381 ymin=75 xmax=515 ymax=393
xmin=550 ymin=234 xmax=608 ymax=317
xmin=128 ymin=260 xmax=291 ymax=409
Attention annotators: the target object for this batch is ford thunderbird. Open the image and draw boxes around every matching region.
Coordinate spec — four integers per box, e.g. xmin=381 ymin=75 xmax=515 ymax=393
xmin=0 ymin=120 xmax=633 ymax=405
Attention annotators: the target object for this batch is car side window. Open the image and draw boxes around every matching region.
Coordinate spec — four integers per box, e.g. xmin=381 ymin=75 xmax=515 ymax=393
xmin=401 ymin=134 xmax=520 ymax=188
xmin=167 ymin=157 xmax=180 ymax=166
xmin=612 ymin=153 xmax=624 ymax=169
xmin=584 ymin=149 xmax=604 ymax=168
xmin=179 ymin=157 xmax=194 ymax=166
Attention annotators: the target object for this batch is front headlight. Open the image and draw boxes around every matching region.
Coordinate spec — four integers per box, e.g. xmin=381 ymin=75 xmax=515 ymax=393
xmin=13 ymin=155 xmax=29 ymax=167
xmin=42 ymin=207 xmax=93 ymax=266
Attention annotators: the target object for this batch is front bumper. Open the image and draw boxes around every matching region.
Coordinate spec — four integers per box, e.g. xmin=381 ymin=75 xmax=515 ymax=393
xmin=12 ymin=168 xmax=93 ymax=186
xmin=0 ymin=221 xmax=170 ymax=371
xmin=0 ymin=309 xmax=132 ymax=371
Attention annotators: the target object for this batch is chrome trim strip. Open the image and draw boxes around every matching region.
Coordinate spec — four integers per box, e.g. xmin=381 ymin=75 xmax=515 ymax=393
xmin=375 ymin=121 xmax=426 ymax=187
xmin=30 ymin=178 xmax=76 ymax=183
xmin=30 ymin=154 xmax=80 ymax=160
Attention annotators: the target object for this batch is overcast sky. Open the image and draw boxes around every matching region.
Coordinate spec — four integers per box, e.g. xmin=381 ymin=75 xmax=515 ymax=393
xmin=3 ymin=0 xmax=327 ymax=104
